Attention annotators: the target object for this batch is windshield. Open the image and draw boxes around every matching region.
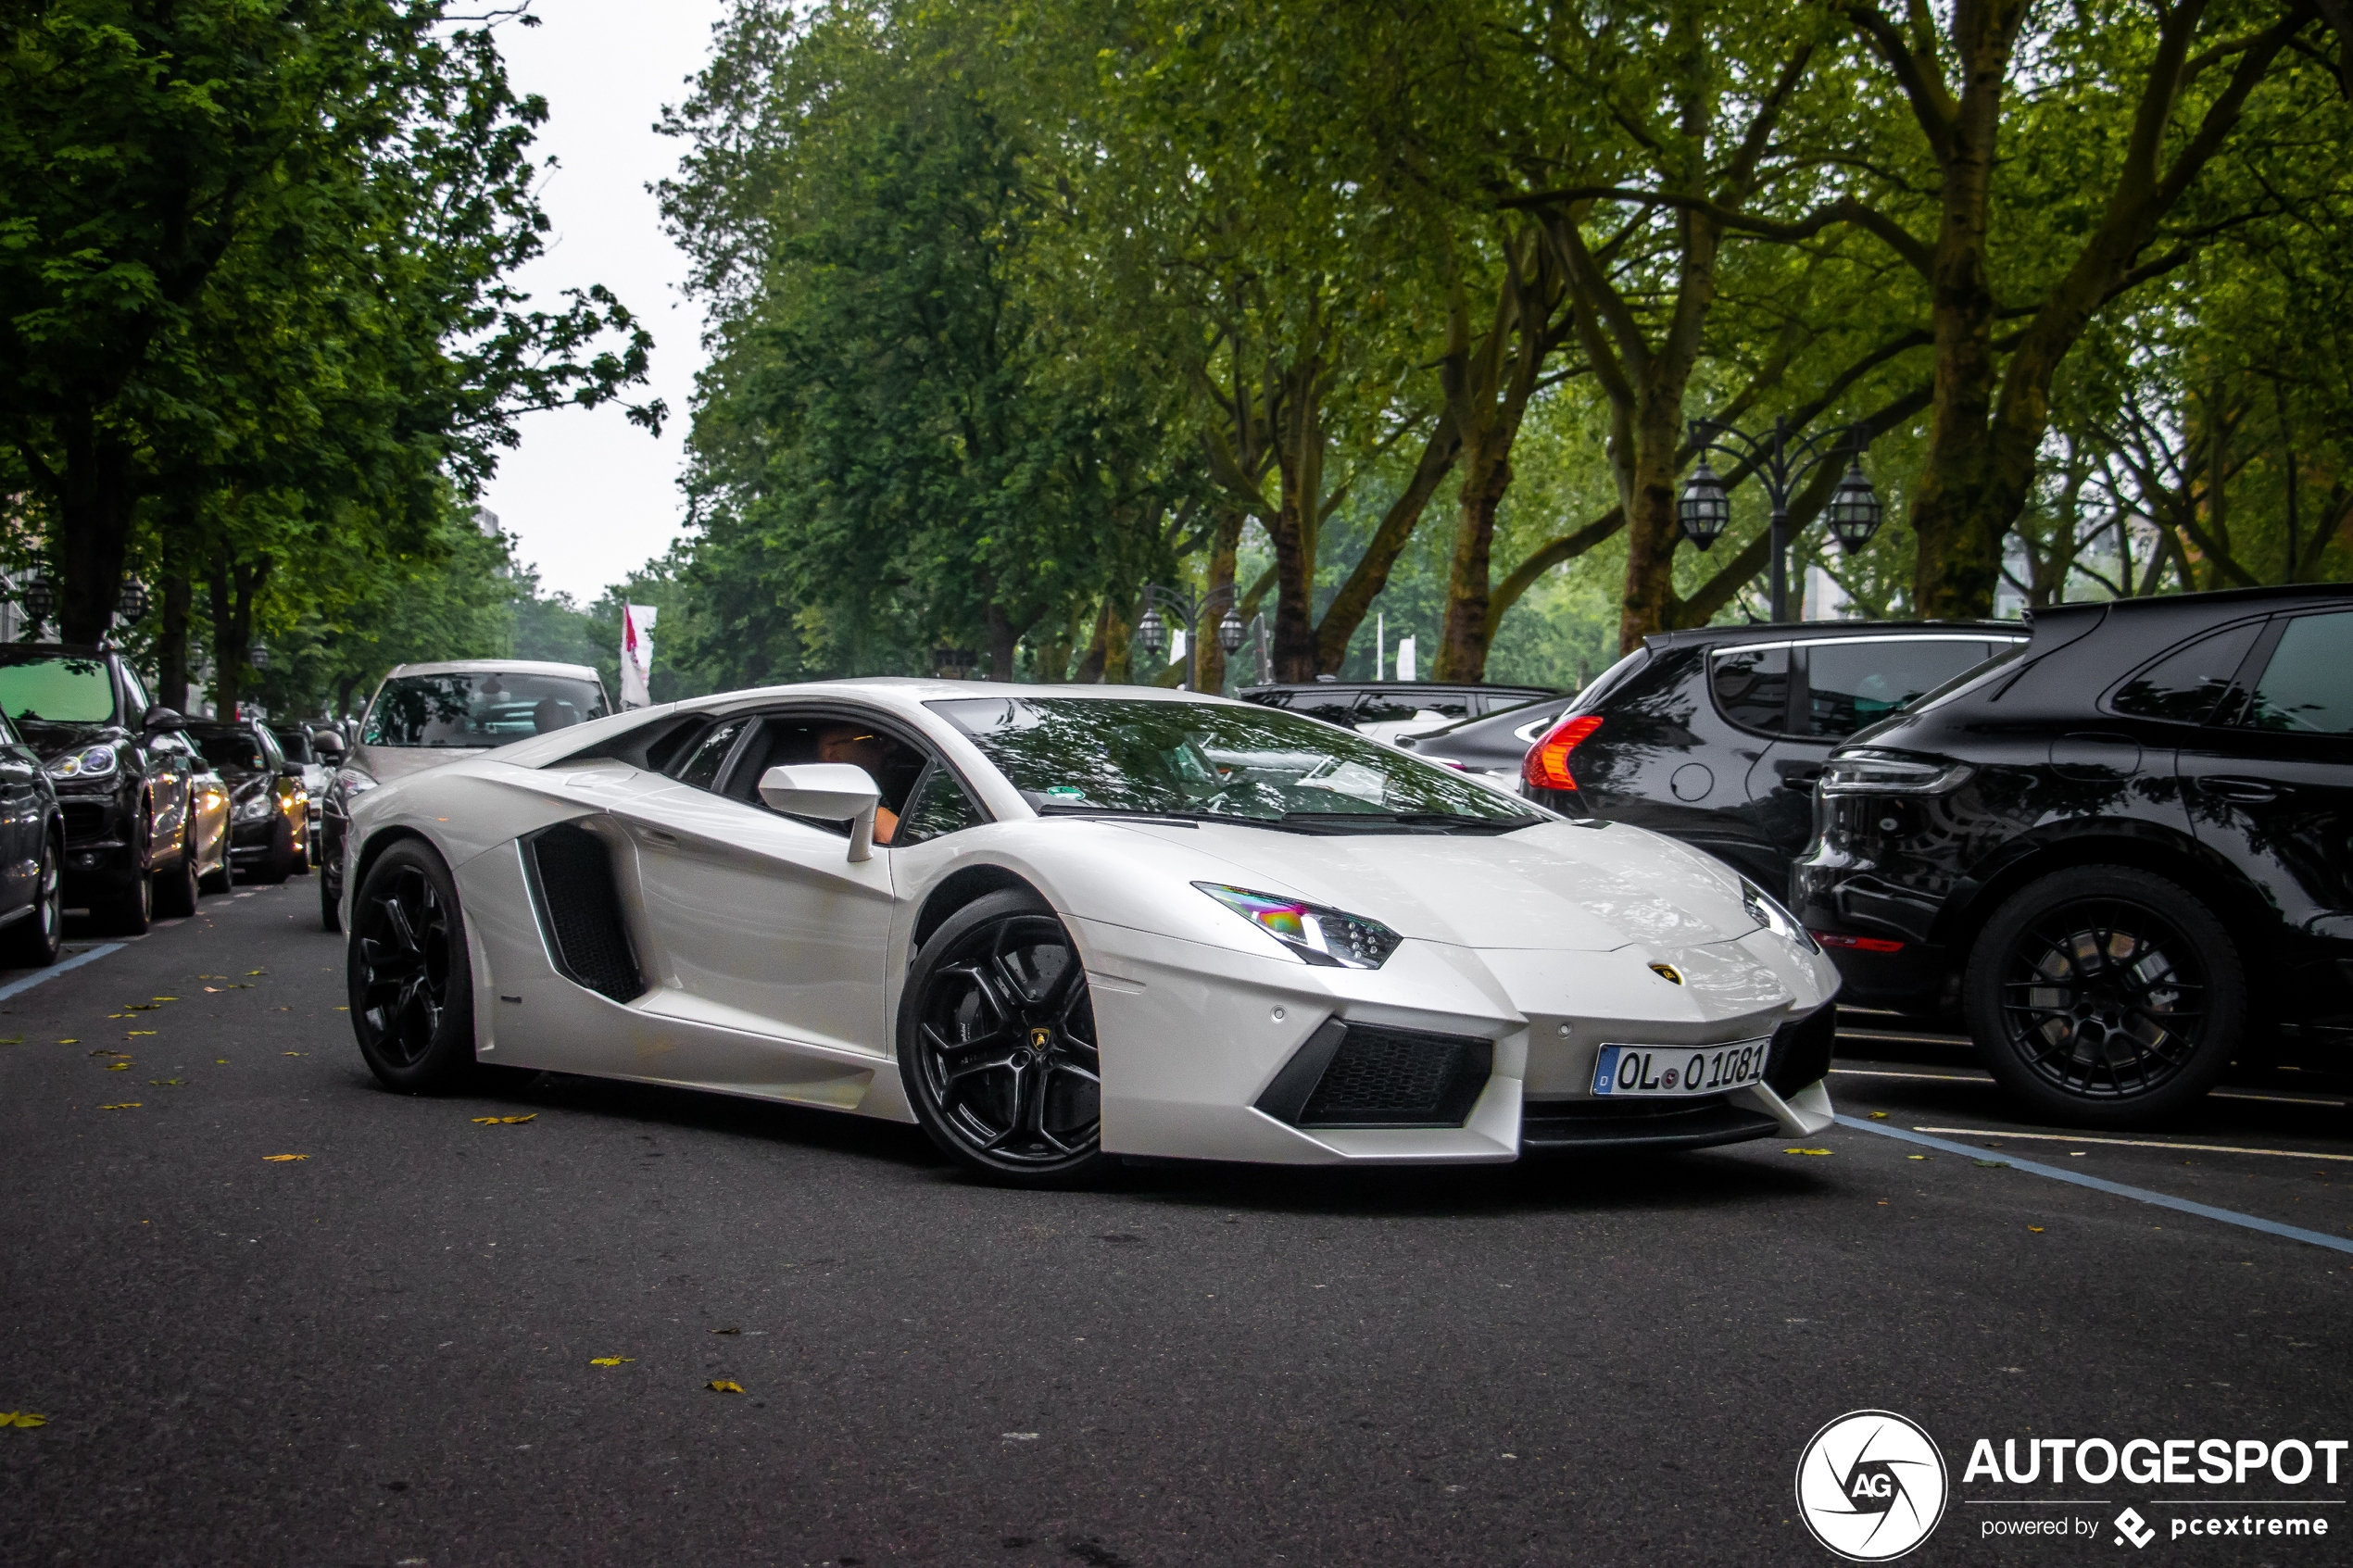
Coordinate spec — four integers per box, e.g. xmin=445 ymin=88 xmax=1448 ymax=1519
xmin=193 ymin=732 xmax=268 ymax=772
xmin=271 ymin=728 xmax=312 ymax=762
xmin=0 ymin=656 xmax=117 ymax=726
xmin=362 ymin=672 xmax=610 ymax=748
xmin=929 ymin=696 xmax=1541 ymax=831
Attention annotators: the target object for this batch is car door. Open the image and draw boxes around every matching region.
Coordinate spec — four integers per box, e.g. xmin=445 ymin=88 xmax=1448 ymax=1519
xmin=607 ymin=709 xmax=901 ymax=1063
xmin=2175 ymin=607 xmax=2353 ymax=1022
xmin=0 ymin=710 xmax=41 ymax=912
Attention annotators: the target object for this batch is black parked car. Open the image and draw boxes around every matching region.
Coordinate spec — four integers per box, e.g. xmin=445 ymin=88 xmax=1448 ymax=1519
xmin=1239 ymin=680 xmax=1561 ymax=742
xmin=0 ymin=644 xmax=220 ymax=933
xmin=1791 ymin=584 xmax=2353 ymax=1125
xmin=0 ymin=702 xmax=66 ymax=967
xmin=1392 ymin=694 xmax=1586 ymax=789
xmin=1521 ymin=621 xmax=2028 ymax=888
xmin=187 ymin=720 xmax=309 ymax=883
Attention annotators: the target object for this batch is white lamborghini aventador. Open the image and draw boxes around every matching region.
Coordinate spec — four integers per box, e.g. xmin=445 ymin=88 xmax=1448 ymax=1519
xmin=338 ymin=681 xmax=1840 ymax=1185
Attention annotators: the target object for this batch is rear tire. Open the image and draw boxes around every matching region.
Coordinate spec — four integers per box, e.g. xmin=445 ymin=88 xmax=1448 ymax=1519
xmin=1 ymin=835 xmax=63 ymax=968
xmin=898 ymin=889 xmax=1108 ymax=1188
xmin=154 ymin=840 xmax=199 ymax=918
xmin=348 ymin=841 xmax=475 ymax=1093
xmin=1964 ymin=866 xmax=2245 ymax=1128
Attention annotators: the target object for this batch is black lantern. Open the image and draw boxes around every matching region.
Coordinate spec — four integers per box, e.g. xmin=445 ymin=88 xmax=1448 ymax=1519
xmin=1134 ymin=605 xmax=1167 ymax=659
xmin=249 ymin=642 xmax=271 ymax=672
xmin=1216 ymin=606 xmax=1245 ymax=653
xmin=1824 ymin=459 xmax=1884 ymax=554
xmin=19 ymin=571 xmax=56 ymax=629
xmin=1678 ymin=458 xmax=1731 ymax=549
xmin=117 ymin=577 xmax=151 ymax=621
xmin=931 ymin=645 xmax=976 ymax=678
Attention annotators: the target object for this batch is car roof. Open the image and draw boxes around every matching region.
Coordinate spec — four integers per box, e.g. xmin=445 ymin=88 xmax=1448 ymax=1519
xmin=1642 ymin=619 xmax=2023 ymax=651
xmin=383 ymin=659 xmax=604 ymax=682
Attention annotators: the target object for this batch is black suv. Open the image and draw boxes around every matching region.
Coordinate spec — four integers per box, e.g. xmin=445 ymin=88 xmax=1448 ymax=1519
xmin=1791 ymin=584 xmax=2353 ymax=1124
xmin=1522 ymin=621 xmax=2027 ymax=887
xmin=0 ymin=644 xmax=207 ymax=933
xmin=187 ymin=720 xmax=308 ymax=883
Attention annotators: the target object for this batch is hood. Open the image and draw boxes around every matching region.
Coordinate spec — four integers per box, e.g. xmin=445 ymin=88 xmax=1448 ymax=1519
xmin=1107 ymin=818 xmax=1755 ymax=952
xmin=350 ymin=742 xmax=489 ymax=784
xmin=19 ymin=717 xmax=123 ymax=759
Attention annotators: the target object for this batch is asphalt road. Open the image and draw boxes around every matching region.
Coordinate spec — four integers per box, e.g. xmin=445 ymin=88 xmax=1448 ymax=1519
xmin=3 ymin=884 xmax=2348 ymax=1566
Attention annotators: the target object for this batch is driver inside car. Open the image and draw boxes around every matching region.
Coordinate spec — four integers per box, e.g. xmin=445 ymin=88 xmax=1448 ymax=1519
xmin=813 ymin=723 xmax=906 ymax=845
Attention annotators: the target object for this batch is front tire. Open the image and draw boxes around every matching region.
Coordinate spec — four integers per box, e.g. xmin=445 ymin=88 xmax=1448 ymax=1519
xmin=1964 ymin=866 xmax=2245 ymax=1128
xmin=155 ymin=838 xmax=199 ymax=919
xmin=1 ymin=835 xmax=63 ymax=968
xmin=348 ymin=841 xmax=475 ymax=1093
xmin=898 ymin=889 xmax=1108 ymax=1187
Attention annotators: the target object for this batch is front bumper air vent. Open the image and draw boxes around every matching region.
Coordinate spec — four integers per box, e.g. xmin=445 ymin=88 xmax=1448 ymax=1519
xmin=1255 ymin=1020 xmax=1493 ymax=1129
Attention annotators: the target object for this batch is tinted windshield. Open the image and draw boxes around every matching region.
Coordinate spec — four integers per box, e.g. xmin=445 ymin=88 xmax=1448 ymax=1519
xmin=0 ymin=656 xmax=117 ymax=725
xmin=193 ymin=732 xmax=268 ymax=772
xmin=929 ymin=696 xmax=1541 ymax=830
xmin=362 ymin=672 xmax=610 ymax=748
xmin=271 ymin=728 xmax=313 ymax=762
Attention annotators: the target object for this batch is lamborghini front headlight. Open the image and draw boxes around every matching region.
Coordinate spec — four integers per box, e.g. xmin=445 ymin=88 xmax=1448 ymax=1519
xmin=1195 ymin=883 xmax=1403 ymax=969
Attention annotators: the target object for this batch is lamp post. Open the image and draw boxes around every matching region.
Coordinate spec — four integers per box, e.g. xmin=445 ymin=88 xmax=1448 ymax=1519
xmin=17 ymin=566 xmax=56 ymax=637
xmin=1134 ymin=582 xmax=1245 ymax=690
xmin=1678 ymin=417 xmax=1884 ymax=621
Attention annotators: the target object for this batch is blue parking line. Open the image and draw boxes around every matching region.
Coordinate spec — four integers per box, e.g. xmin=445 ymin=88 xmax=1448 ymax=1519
xmin=1833 ymin=1113 xmax=2353 ymax=1258
xmin=0 ymin=943 xmax=124 ymax=1004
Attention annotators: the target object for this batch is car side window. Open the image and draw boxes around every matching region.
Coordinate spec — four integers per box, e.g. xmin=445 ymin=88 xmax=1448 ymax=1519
xmin=667 ymin=718 xmax=745 ymax=791
xmin=1287 ymin=691 xmax=1365 ymax=727
xmin=2110 ymin=622 xmax=2264 ymax=724
xmin=2241 ymin=611 xmax=2353 ymax=734
xmin=1709 ymin=646 xmax=1791 ymax=733
xmin=894 ymin=762 xmax=988 ymax=847
xmin=1804 ymin=639 xmax=2000 ymax=738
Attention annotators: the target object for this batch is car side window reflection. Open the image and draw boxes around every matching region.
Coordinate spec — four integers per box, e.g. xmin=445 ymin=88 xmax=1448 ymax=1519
xmin=2110 ymin=622 xmax=2262 ymax=723
xmin=2242 ymin=611 xmax=2353 ymax=734
xmin=1804 ymin=640 xmax=1999 ymax=739
xmin=1710 ymin=646 xmax=1791 ymax=733
xmin=669 ymin=719 xmax=745 ymax=791
xmin=894 ymin=763 xmax=988 ymax=847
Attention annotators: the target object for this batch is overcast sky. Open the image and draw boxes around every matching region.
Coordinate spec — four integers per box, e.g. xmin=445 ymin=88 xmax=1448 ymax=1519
xmin=474 ymin=0 xmax=731 ymax=606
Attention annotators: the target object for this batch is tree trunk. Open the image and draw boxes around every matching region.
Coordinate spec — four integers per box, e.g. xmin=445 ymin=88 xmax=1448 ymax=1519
xmin=157 ymin=573 xmax=192 ymax=711
xmin=1615 ymin=391 xmax=1692 ymax=652
xmin=56 ymin=415 xmax=137 ymax=646
xmin=986 ymin=601 xmax=1017 ymax=683
xmin=1195 ymin=512 xmax=1243 ymax=695
xmin=1265 ymin=356 xmax=1326 ymax=683
xmin=208 ymin=570 xmax=242 ymax=716
xmin=1432 ymin=450 xmax=1511 ymax=680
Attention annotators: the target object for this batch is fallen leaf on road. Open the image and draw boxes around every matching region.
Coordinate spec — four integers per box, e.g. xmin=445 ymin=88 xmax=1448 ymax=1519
xmin=588 ymin=1357 xmax=635 ymax=1367
xmin=283 ymin=1052 xmax=304 ymax=1057
xmin=1 ymin=1411 xmax=47 ymax=1429
xmin=470 ymin=1114 xmax=536 ymax=1125
xmin=57 ymin=1038 xmax=75 ymax=1045
xmin=262 ymin=1154 xmax=308 ymax=1162
xmin=215 ymin=1059 xmax=228 ymax=1064
xmin=1783 ymin=1148 xmax=1832 ymax=1156
xmin=0 ymin=1035 xmax=19 ymax=1045
xmin=122 ymin=1004 xmax=159 ymax=1012
xmin=106 ymin=1062 xmax=130 ymax=1071
xmin=710 ymin=1327 xmax=740 ymax=1336
xmin=333 ymin=1006 xmax=348 ymax=1011
xmin=1906 ymin=1155 xmax=1929 ymax=1161
xmin=89 ymin=1049 xmax=128 ymax=1058
xmin=246 ymin=970 xmax=266 ymax=976
xmin=1869 ymin=1111 xmax=1889 ymax=1120
xmin=97 ymin=1103 xmax=141 ymax=1110
xmin=151 ymin=997 xmax=176 ymax=1002
xmin=148 ymin=1079 xmax=184 ymax=1086
xmin=2028 ymin=1225 xmax=2045 ymax=1233
xmin=708 ymin=1380 xmax=743 ymax=1394
xmin=127 ymin=1030 xmax=156 ymax=1036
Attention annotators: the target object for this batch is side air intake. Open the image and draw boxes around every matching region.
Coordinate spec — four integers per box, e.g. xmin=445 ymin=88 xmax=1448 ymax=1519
xmin=522 ymin=822 xmax=646 ymax=1004
xmin=1255 ymin=1020 xmax=1493 ymax=1129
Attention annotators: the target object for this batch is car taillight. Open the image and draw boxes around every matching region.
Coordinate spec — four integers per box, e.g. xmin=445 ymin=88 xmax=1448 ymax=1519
xmin=1522 ymin=714 xmax=1603 ymax=792
xmin=1811 ymin=931 xmax=1905 ymax=953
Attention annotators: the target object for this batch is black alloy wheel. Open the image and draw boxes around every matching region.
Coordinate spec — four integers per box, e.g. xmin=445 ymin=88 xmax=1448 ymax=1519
xmin=1 ymin=834 xmax=63 ymax=968
xmin=347 ymin=841 xmax=476 ymax=1093
xmin=900 ymin=889 xmax=1107 ymax=1186
xmin=1966 ymin=867 xmax=2244 ymax=1128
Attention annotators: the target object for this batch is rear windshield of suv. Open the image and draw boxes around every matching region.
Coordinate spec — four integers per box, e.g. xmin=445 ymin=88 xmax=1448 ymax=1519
xmin=0 ymin=655 xmax=116 ymax=725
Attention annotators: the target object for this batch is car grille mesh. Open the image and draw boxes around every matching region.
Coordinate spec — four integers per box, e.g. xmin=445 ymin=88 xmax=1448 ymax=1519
xmin=1297 ymin=1024 xmax=1492 ymax=1127
xmin=526 ymin=823 xmax=645 ymax=1004
xmin=60 ymin=802 xmax=109 ymax=845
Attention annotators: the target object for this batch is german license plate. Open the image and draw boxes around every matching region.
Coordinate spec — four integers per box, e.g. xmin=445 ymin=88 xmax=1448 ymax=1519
xmin=1592 ymin=1038 xmax=1771 ymax=1098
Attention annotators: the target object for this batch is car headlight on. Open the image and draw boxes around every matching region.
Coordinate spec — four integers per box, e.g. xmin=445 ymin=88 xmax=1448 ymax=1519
xmin=1818 ymin=748 xmax=1973 ymax=796
xmin=46 ymin=746 xmax=118 ymax=780
xmin=334 ymin=768 xmax=377 ymax=798
xmin=1741 ymin=878 xmax=1820 ymax=954
xmin=1195 ymin=883 xmax=1403 ymax=969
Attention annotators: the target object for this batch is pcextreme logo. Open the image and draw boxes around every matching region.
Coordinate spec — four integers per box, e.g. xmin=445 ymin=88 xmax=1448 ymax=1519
xmin=1796 ymin=1410 xmax=1952 ymax=1562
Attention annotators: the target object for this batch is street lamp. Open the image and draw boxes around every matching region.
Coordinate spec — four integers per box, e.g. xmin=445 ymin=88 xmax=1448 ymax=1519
xmin=1138 ymin=582 xmax=1244 ymax=689
xmin=116 ymin=578 xmax=151 ymax=622
xmin=19 ymin=567 xmax=56 ymax=634
xmin=1679 ymin=417 xmax=1884 ymax=621
xmin=249 ymin=642 xmax=271 ymax=672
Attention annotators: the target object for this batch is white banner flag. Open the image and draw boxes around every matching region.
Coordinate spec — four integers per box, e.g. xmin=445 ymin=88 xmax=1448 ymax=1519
xmin=621 ymin=603 xmax=658 ymax=708
xmin=1394 ymin=634 xmax=1416 ymax=682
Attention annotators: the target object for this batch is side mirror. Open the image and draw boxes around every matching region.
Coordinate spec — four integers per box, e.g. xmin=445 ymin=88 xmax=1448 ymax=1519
xmin=279 ymin=763 xmax=305 ymax=781
xmin=311 ymin=732 xmax=346 ymax=758
xmin=758 ymin=763 xmax=881 ymax=861
xmin=141 ymin=705 xmax=185 ymax=731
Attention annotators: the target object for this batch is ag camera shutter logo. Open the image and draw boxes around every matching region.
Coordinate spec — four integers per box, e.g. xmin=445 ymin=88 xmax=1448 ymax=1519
xmin=1795 ymin=1410 xmax=1950 ymax=1561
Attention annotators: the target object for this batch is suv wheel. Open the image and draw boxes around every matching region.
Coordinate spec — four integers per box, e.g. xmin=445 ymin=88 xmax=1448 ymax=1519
xmin=1964 ymin=867 xmax=2245 ymax=1128
xmin=154 ymin=840 xmax=199 ymax=919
